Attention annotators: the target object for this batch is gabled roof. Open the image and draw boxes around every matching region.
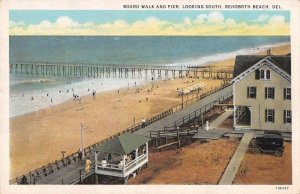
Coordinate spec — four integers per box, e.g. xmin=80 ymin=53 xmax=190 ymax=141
xmin=233 ymin=54 xmax=291 ymax=78
xmin=95 ymin=132 xmax=151 ymax=155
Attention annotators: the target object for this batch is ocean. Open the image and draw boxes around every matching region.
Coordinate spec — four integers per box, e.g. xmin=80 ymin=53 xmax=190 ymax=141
xmin=9 ymin=36 xmax=290 ymax=117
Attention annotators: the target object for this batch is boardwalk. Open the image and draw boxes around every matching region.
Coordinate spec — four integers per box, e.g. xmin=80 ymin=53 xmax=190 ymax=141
xmin=134 ymin=84 xmax=233 ymax=137
xmin=35 ymin=160 xmax=95 ymax=185
xmin=13 ymin=84 xmax=233 ymax=185
xmin=210 ymin=109 xmax=233 ymax=129
xmin=218 ymin=132 xmax=254 ymax=185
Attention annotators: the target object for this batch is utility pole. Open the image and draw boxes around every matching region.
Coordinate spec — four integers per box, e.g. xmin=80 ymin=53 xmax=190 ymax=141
xmin=80 ymin=123 xmax=85 ymax=159
xmin=181 ymin=88 xmax=184 ymax=109
xmin=201 ymin=112 xmax=204 ymax=128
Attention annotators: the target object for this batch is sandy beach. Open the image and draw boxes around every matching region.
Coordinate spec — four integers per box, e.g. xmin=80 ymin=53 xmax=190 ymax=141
xmin=9 ymin=44 xmax=291 ymax=179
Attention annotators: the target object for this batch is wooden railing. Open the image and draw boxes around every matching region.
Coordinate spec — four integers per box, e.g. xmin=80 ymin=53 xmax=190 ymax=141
xmin=96 ymin=153 xmax=147 ymax=173
xmin=164 ymin=91 xmax=233 ymax=130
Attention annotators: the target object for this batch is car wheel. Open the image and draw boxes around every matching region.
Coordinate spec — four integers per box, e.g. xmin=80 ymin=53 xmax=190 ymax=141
xmin=252 ymin=148 xmax=261 ymax=154
xmin=275 ymin=150 xmax=283 ymax=157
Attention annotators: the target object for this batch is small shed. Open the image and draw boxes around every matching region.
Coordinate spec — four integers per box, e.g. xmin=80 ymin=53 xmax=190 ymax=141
xmin=94 ymin=132 xmax=151 ymax=181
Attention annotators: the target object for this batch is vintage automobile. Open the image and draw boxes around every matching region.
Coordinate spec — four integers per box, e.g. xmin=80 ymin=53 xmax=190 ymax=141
xmin=251 ymin=130 xmax=285 ymax=157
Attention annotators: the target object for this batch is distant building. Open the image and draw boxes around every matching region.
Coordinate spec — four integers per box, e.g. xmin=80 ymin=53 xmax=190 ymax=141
xmin=230 ymin=52 xmax=291 ymax=132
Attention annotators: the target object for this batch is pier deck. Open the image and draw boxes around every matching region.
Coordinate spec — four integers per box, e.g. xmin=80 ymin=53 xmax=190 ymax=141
xmin=10 ymin=63 xmax=233 ymax=79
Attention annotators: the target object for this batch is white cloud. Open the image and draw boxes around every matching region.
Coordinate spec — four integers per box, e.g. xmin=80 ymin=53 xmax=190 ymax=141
xmin=10 ymin=20 xmax=26 ymax=27
xmin=225 ymin=18 xmax=237 ymax=28
xmin=207 ymin=11 xmax=224 ymax=24
xmin=253 ymin=14 xmax=270 ymax=23
xmin=194 ymin=14 xmax=207 ymax=24
xmin=184 ymin=17 xmax=192 ymax=26
xmin=55 ymin=16 xmax=78 ymax=27
xmin=268 ymin=15 xmax=285 ymax=26
xmin=9 ymin=13 xmax=290 ymax=36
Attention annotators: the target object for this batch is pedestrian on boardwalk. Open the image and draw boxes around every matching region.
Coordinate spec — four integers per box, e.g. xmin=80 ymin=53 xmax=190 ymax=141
xmin=78 ymin=149 xmax=83 ymax=160
xmin=85 ymin=157 xmax=92 ymax=173
xmin=108 ymin=154 xmax=112 ymax=163
xmin=20 ymin=175 xmax=28 ymax=185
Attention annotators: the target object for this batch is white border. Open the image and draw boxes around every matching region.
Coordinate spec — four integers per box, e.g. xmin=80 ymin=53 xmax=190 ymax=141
xmin=1 ymin=0 xmax=300 ymax=194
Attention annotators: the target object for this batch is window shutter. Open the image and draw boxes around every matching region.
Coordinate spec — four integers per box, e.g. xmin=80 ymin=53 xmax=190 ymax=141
xmin=283 ymin=110 xmax=286 ymax=124
xmin=273 ymin=110 xmax=275 ymax=123
xmin=265 ymin=88 xmax=267 ymax=99
xmin=272 ymin=88 xmax=275 ymax=99
xmin=247 ymin=86 xmax=249 ymax=98
xmin=255 ymin=69 xmax=260 ymax=79
xmin=254 ymin=87 xmax=256 ymax=98
xmin=284 ymin=88 xmax=286 ymax=100
xmin=265 ymin=109 xmax=267 ymax=122
xmin=291 ymin=111 xmax=292 ymax=123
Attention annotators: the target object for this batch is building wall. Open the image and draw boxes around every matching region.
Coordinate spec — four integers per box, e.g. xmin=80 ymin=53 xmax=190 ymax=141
xmin=234 ymin=63 xmax=291 ymax=131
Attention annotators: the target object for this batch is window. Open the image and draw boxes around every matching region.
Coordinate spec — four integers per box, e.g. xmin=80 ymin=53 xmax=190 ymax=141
xmin=284 ymin=88 xmax=291 ymax=100
xmin=265 ymin=87 xmax=275 ymax=99
xmin=260 ymin=69 xmax=265 ymax=79
xmin=255 ymin=69 xmax=260 ymax=79
xmin=255 ymin=69 xmax=270 ymax=80
xmin=266 ymin=70 xmax=270 ymax=79
xmin=283 ymin=110 xmax=292 ymax=124
xmin=247 ymin=86 xmax=256 ymax=98
xmin=265 ymin=109 xmax=275 ymax=123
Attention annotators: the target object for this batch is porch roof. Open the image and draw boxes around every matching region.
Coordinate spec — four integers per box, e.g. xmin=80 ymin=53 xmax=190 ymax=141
xmin=95 ymin=132 xmax=151 ymax=155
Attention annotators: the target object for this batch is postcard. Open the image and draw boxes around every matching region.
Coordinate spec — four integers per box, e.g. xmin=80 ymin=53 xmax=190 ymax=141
xmin=0 ymin=0 xmax=300 ymax=193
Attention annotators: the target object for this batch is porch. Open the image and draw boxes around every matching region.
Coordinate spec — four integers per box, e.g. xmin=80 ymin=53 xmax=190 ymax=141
xmin=94 ymin=132 xmax=150 ymax=180
xmin=234 ymin=106 xmax=251 ymax=130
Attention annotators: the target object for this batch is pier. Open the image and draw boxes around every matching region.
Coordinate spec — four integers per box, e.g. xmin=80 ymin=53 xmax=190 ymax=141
xmin=10 ymin=63 xmax=233 ymax=79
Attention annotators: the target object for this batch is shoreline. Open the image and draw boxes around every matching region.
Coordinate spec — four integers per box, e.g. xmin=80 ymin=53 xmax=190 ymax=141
xmin=9 ymin=43 xmax=291 ymax=179
xmin=9 ymin=42 xmax=290 ymax=119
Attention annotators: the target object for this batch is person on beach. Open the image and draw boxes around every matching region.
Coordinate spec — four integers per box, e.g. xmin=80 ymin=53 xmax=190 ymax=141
xmin=118 ymin=89 xmax=119 ymax=94
xmin=47 ymin=93 xmax=49 ymax=97
xmin=31 ymin=96 xmax=34 ymax=101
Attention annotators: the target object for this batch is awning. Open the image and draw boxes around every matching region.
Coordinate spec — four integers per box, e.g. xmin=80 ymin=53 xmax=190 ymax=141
xmin=95 ymin=132 xmax=151 ymax=155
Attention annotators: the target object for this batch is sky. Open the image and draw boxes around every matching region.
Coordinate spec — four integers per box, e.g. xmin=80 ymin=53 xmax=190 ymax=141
xmin=9 ymin=10 xmax=290 ymax=36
